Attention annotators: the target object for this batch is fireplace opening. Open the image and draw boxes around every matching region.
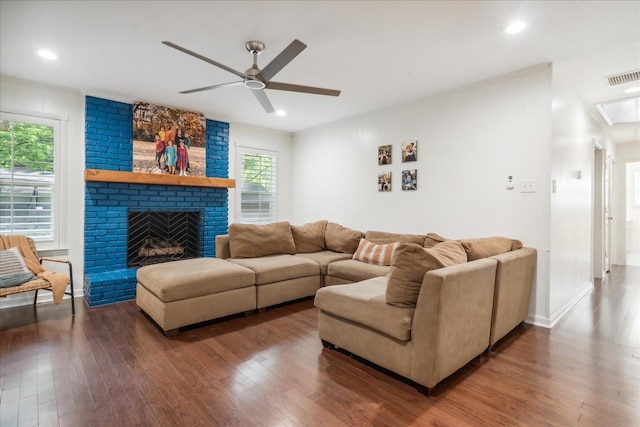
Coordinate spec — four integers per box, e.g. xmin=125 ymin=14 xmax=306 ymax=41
xmin=127 ymin=210 xmax=202 ymax=267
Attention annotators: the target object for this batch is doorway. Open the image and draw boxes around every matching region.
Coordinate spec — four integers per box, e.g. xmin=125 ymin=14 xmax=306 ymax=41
xmin=593 ymin=144 xmax=612 ymax=278
xmin=625 ymin=162 xmax=640 ymax=266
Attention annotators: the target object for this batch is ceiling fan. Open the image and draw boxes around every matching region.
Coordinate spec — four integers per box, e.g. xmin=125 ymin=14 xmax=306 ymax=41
xmin=161 ymin=39 xmax=341 ymax=113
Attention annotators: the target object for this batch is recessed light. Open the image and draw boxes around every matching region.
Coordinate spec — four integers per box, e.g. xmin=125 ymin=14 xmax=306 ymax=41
xmin=38 ymin=50 xmax=57 ymax=60
xmin=276 ymin=110 xmax=286 ymax=116
xmin=625 ymin=86 xmax=640 ymax=94
xmin=505 ymin=21 xmax=527 ymax=34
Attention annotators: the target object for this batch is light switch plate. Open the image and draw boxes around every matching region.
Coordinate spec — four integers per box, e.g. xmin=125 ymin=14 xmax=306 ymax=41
xmin=506 ymin=175 xmax=515 ymax=190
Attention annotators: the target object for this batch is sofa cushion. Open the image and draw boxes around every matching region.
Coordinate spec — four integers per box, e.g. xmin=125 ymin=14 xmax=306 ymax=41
xmin=386 ymin=241 xmax=467 ymax=307
xmin=364 ymin=230 xmax=425 ymax=245
xmin=423 ymin=232 xmax=449 ymax=248
xmin=295 ymin=251 xmax=353 ymax=275
xmin=291 ymin=220 xmax=327 ymax=253
xmin=510 ymin=239 xmax=524 ymax=251
xmin=352 ymin=239 xmax=399 ymax=266
xmin=136 ymin=258 xmax=256 ymax=302
xmin=325 ymin=222 xmax=363 ymax=254
xmin=229 ymin=255 xmax=320 ymax=285
xmin=314 ymin=276 xmax=415 ymax=341
xmin=327 ymin=259 xmax=390 ymax=283
xmin=459 ymin=237 xmax=514 ymax=261
xmin=228 ymin=221 xmax=296 ymax=258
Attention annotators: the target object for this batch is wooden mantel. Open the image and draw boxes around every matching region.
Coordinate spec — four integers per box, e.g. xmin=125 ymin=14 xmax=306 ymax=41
xmin=85 ymin=169 xmax=235 ymax=188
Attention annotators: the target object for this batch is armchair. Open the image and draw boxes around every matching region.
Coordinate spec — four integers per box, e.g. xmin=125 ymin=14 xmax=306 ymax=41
xmin=0 ymin=235 xmax=75 ymax=315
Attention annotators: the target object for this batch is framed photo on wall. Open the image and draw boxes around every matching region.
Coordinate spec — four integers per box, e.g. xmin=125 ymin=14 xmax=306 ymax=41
xmin=378 ymin=144 xmax=392 ymax=165
xmin=132 ymin=102 xmax=207 ymax=176
xmin=378 ymin=172 xmax=392 ymax=192
xmin=402 ymin=169 xmax=417 ymax=191
xmin=401 ymin=140 xmax=417 ymax=162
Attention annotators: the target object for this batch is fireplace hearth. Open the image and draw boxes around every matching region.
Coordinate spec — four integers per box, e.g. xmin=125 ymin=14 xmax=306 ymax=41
xmin=127 ymin=210 xmax=202 ymax=267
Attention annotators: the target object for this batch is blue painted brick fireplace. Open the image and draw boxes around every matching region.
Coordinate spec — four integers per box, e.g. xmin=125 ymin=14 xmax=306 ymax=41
xmin=84 ymin=96 xmax=229 ymax=306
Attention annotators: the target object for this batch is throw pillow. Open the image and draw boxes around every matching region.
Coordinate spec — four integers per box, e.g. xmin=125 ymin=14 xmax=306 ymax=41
xmin=386 ymin=241 xmax=467 ymax=307
xmin=0 ymin=247 xmax=36 ymax=288
xmin=291 ymin=220 xmax=327 ymax=253
xmin=459 ymin=237 xmax=514 ymax=261
xmin=352 ymin=238 xmax=399 ymax=266
xmin=324 ymin=222 xmax=363 ymax=254
xmin=228 ymin=221 xmax=296 ymax=258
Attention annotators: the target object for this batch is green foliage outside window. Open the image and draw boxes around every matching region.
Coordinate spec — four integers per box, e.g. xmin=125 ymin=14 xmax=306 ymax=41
xmin=0 ymin=121 xmax=54 ymax=172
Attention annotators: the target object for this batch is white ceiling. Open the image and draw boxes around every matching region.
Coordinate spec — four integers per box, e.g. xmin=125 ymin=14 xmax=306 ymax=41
xmin=1 ymin=1 xmax=639 ymax=142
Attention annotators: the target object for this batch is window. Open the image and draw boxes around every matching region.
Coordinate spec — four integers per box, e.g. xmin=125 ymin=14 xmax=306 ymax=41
xmin=237 ymin=148 xmax=277 ymax=224
xmin=0 ymin=113 xmax=61 ymax=246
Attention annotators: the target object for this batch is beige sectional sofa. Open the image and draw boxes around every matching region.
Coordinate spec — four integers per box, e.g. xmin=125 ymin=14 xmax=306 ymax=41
xmin=214 ymin=220 xmax=535 ymax=394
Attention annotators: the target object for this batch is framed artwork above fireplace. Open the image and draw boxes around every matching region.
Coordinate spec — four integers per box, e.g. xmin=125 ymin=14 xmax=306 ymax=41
xmin=132 ymin=102 xmax=207 ymax=177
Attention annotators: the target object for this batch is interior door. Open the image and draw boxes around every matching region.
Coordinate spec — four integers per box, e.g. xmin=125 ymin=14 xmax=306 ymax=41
xmin=604 ymin=151 xmax=611 ymax=273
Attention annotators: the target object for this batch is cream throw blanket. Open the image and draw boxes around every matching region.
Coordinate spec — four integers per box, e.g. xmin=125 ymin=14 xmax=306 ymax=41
xmin=0 ymin=235 xmax=69 ymax=303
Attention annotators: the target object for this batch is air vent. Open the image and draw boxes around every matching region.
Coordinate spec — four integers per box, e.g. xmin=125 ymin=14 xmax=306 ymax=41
xmin=605 ymin=70 xmax=640 ymax=86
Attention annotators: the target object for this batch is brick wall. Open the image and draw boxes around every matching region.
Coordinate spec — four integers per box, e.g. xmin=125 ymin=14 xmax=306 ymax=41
xmin=84 ymin=96 xmax=229 ymax=306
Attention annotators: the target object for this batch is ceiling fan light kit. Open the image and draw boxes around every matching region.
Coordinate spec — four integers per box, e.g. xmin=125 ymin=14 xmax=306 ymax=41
xmin=162 ymin=39 xmax=341 ymax=114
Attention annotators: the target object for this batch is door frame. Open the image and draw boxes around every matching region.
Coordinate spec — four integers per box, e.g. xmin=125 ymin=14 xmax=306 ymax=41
xmin=592 ymin=140 xmax=611 ymax=278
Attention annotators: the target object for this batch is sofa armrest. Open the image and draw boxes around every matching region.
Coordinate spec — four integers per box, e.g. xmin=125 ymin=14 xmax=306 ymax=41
xmin=215 ymin=234 xmax=231 ymax=259
xmin=488 ymin=247 xmax=537 ymax=346
xmin=410 ymin=258 xmax=497 ymax=389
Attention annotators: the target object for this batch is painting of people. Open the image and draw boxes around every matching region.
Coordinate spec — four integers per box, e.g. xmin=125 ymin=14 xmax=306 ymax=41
xmin=378 ymin=144 xmax=392 ymax=165
xmin=401 ymin=140 xmax=417 ymax=162
xmin=132 ymin=102 xmax=206 ymax=176
xmin=378 ymin=172 xmax=392 ymax=192
xmin=402 ymin=169 xmax=417 ymax=191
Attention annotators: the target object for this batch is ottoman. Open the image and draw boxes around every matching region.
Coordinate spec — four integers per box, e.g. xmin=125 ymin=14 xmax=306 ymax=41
xmin=136 ymin=258 xmax=256 ymax=335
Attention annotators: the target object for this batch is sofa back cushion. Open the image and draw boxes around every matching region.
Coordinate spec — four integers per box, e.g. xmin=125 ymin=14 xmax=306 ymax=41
xmin=386 ymin=241 xmax=467 ymax=307
xmin=425 ymin=233 xmax=523 ymax=255
xmin=352 ymin=238 xmax=399 ymax=266
xmin=291 ymin=220 xmax=327 ymax=253
xmin=325 ymin=222 xmax=363 ymax=254
xmin=364 ymin=230 xmax=425 ymax=245
xmin=228 ymin=221 xmax=296 ymax=258
xmin=423 ymin=232 xmax=449 ymax=248
xmin=459 ymin=237 xmax=517 ymax=261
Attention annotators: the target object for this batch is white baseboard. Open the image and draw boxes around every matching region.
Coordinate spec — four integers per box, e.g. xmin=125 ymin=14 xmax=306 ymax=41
xmin=525 ymin=281 xmax=593 ymax=329
xmin=525 ymin=314 xmax=552 ymax=328
xmin=0 ymin=286 xmax=83 ymax=310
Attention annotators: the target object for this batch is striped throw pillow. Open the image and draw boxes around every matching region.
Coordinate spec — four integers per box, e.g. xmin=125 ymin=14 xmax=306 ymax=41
xmin=352 ymin=238 xmax=399 ymax=266
xmin=0 ymin=247 xmax=35 ymax=288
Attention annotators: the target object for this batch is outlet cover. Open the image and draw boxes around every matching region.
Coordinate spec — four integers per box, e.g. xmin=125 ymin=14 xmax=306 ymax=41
xmin=520 ymin=179 xmax=536 ymax=193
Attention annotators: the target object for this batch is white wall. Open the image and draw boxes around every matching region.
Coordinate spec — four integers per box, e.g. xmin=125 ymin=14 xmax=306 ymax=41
xmin=228 ymin=122 xmax=293 ymax=223
xmin=0 ymin=76 xmax=85 ymax=307
xmin=548 ymin=68 xmax=615 ymax=325
xmin=291 ymin=65 xmax=553 ymax=323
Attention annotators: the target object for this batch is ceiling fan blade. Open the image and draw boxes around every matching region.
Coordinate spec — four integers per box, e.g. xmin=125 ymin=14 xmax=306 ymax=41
xmin=266 ymin=81 xmax=341 ymax=97
xmin=251 ymin=89 xmax=275 ymax=114
xmin=162 ymin=41 xmax=245 ymax=79
xmin=180 ymin=81 xmax=243 ymax=94
xmin=259 ymin=39 xmax=307 ymax=82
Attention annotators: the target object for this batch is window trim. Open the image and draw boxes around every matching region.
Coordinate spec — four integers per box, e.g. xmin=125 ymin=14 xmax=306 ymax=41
xmin=235 ymin=146 xmax=278 ymax=224
xmin=0 ymin=111 xmax=65 ymax=250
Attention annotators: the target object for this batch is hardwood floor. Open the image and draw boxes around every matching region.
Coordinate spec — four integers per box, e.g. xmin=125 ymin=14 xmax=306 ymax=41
xmin=1 ymin=265 xmax=638 ymax=426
